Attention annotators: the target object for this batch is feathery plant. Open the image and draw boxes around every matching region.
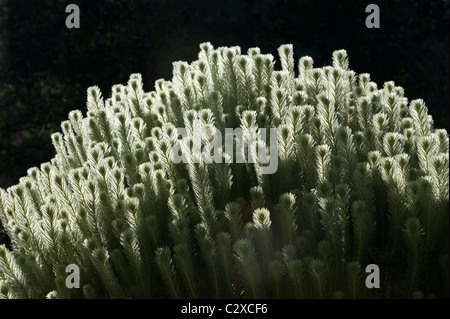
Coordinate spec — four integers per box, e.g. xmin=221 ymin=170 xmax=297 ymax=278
xmin=0 ymin=43 xmax=448 ymax=298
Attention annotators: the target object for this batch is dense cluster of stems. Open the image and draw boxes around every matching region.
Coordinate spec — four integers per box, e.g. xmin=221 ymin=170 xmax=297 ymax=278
xmin=0 ymin=43 xmax=448 ymax=298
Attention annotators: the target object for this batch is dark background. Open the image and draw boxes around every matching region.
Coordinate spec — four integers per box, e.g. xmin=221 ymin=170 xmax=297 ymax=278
xmin=0 ymin=0 xmax=448 ymax=190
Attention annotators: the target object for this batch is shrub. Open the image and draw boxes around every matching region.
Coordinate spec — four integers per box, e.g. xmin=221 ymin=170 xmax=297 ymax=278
xmin=0 ymin=43 xmax=448 ymax=298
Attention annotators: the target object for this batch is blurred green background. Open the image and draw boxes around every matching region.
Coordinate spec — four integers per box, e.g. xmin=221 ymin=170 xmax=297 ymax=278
xmin=0 ymin=0 xmax=448 ymax=189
